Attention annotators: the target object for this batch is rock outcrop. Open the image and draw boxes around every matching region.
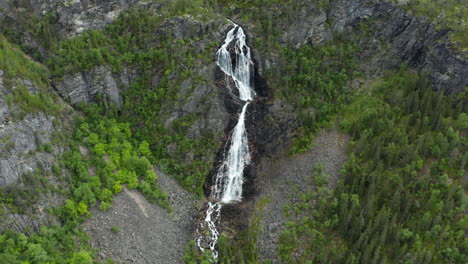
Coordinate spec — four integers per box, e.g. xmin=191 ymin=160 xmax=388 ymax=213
xmin=348 ymin=2 xmax=467 ymax=93
xmin=330 ymin=0 xmax=466 ymax=92
xmin=0 ymin=0 xmax=141 ymax=38
xmin=250 ymin=0 xmax=467 ymax=93
xmin=0 ymin=113 xmax=56 ymax=187
xmin=0 ymin=71 xmax=68 ymax=233
xmin=0 ymin=71 xmax=64 ymax=188
xmin=56 ymin=66 xmax=135 ymax=108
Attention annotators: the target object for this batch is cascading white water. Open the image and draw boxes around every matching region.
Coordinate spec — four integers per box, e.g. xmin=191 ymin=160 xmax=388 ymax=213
xmin=197 ymin=22 xmax=256 ymax=260
xmin=212 ymin=102 xmax=251 ymax=203
xmin=216 ymin=24 xmax=255 ymax=101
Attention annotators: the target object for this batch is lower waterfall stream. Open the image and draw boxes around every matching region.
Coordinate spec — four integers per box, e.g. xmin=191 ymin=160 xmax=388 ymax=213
xmin=197 ymin=21 xmax=256 ymax=260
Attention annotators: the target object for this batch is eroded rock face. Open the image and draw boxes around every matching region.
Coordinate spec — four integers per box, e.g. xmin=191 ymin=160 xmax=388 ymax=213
xmin=162 ymin=64 xmax=230 ymax=142
xmin=255 ymin=0 xmax=466 ymax=93
xmin=0 ymin=74 xmax=60 ymax=188
xmin=0 ymin=109 xmax=66 ymax=233
xmin=26 ymin=0 xmax=140 ymax=37
xmin=354 ymin=2 xmax=468 ymax=93
xmin=0 ymin=71 xmax=10 ymax=124
xmin=0 ymin=112 xmax=56 ymax=187
xmin=56 ymin=66 xmax=135 ymax=108
xmin=327 ymin=0 xmax=467 ymax=92
xmin=0 ymin=71 xmax=69 ymax=233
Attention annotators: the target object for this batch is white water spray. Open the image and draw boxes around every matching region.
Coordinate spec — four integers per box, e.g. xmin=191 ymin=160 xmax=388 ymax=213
xmin=197 ymin=22 xmax=256 ymax=260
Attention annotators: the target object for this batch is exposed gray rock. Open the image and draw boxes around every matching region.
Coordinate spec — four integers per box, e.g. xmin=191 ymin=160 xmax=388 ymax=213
xmin=0 ymin=71 xmax=10 ymax=124
xmin=164 ymin=65 xmax=229 ymax=141
xmin=56 ymin=65 xmax=135 ymax=108
xmin=154 ymin=16 xmax=232 ymax=172
xmin=280 ymin=7 xmax=333 ymax=48
xmin=160 ymin=15 xmax=217 ymax=40
xmin=82 ymin=168 xmax=201 ymax=264
xmin=248 ymin=0 xmax=467 ymax=92
xmin=25 ymin=0 xmax=141 ymax=37
xmin=327 ymin=0 xmax=467 ymax=92
xmin=0 ymin=112 xmax=56 ymax=187
xmin=0 ymin=189 xmax=63 ymax=234
xmin=0 ymin=87 xmax=66 ymax=233
xmin=330 ymin=0 xmax=374 ymax=33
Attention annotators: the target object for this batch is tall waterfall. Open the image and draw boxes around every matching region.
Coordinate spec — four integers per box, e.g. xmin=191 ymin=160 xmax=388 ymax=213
xmin=197 ymin=22 xmax=256 ymax=260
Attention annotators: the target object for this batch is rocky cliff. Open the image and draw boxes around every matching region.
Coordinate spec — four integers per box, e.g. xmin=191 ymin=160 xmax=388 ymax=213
xmin=0 ymin=0 xmax=140 ymax=37
xmin=243 ymin=0 xmax=466 ymax=93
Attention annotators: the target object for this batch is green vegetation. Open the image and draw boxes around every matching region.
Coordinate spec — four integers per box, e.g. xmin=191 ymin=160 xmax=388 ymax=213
xmin=0 ymin=35 xmax=49 ymax=86
xmin=169 ymin=0 xmax=204 ymax=15
xmin=110 ymin=226 xmax=119 ymax=233
xmin=1 ymin=170 xmax=51 ymax=215
xmin=65 ymin=102 xmax=170 ymax=211
xmin=0 ymin=228 xmax=92 ymax=264
xmin=0 ymin=8 xmax=60 ymax=61
xmin=1 ymin=6 xmax=219 ymax=263
xmin=210 ymin=2 xmax=359 ymax=156
xmin=184 ymin=241 xmax=213 ymax=264
xmin=216 ymin=197 xmax=269 ymax=263
xmin=279 ymin=165 xmax=345 ymax=263
xmin=0 ymin=101 xmax=170 ymax=263
xmin=46 ymin=8 xmax=216 ymax=77
xmin=279 ymin=68 xmax=467 ymax=263
xmin=0 ymin=35 xmax=61 ymax=119
xmin=184 ymin=198 xmax=270 ymax=263
xmin=44 ymin=8 xmax=222 ymax=195
xmin=5 ymin=85 xmax=61 ymax=120
xmin=390 ymin=0 xmax=467 ymax=50
xmin=276 ymin=38 xmax=359 ymax=154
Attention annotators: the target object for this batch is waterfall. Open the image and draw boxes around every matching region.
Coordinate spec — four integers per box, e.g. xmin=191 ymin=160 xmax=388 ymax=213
xmin=197 ymin=22 xmax=256 ymax=260
xmin=216 ymin=24 xmax=255 ymax=101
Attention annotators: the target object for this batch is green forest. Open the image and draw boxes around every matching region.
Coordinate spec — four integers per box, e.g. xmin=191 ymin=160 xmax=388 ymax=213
xmin=0 ymin=0 xmax=466 ymax=263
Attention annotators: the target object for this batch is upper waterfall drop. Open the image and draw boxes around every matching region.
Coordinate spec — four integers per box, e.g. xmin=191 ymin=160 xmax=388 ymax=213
xmin=216 ymin=23 xmax=256 ymax=101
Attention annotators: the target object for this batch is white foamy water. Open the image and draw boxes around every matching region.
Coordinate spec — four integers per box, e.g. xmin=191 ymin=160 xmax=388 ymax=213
xmin=197 ymin=22 xmax=256 ymax=260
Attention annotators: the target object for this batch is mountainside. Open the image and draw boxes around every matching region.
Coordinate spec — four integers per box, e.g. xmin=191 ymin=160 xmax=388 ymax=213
xmin=0 ymin=0 xmax=466 ymax=263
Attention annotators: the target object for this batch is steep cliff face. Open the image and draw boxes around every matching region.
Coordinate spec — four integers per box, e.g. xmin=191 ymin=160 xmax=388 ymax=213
xmin=338 ymin=1 xmax=467 ymax=93
xmin=241 ymin=0 xmax=466 ymax=94
xmin=56 ymin=66 xmax=135 ymax=108
xmin=0 ymin=72 xmax=70 ymax=233
xmin=0 ymin=0 xmax=140 ymax=37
